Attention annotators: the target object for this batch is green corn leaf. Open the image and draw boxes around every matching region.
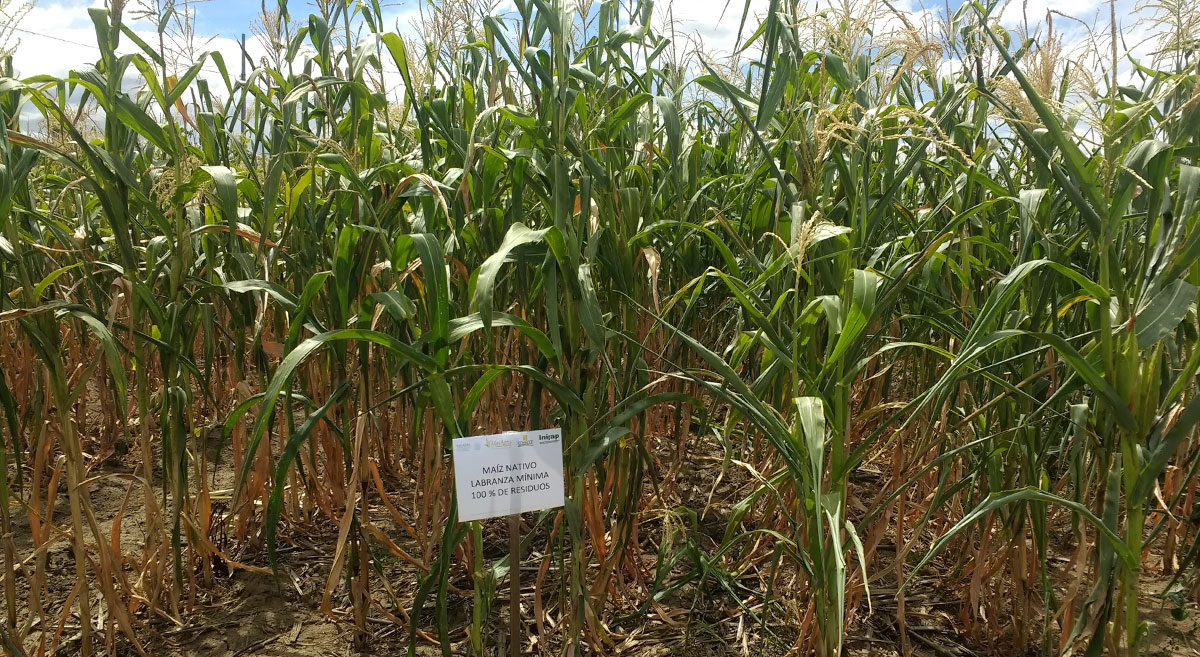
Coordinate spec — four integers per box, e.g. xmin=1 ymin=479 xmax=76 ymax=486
xmin=1133 ymin=394 xmax=1200 ymax=503
xmin=234 ymin=329 xmax=437 ymax=505
xmin=793 ymin=396 xmax=826 ymax=487
xmin=1135 ymin=279 xmax=1197 ymax=349
xmin=224 ymin=280 xmax=300 ymax=313
xmin=473 ymin=223 xmax=550 ymax=330
xmin=450 ymin=312 xmax=558 ymax=363
xmin=907 ymin=487 xmax=1135 ymax=593
xmin=265 ymin=382 xmax=349 ymax=569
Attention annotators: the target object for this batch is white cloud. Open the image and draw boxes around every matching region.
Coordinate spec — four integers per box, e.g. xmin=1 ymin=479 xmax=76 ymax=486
xmin=655 ymin=0 xmax=769 ymax=59
xmin=10 ymin=0 xmax=107 ymax=78
xmin=997 ymin=0 xmax=1106 ymax=28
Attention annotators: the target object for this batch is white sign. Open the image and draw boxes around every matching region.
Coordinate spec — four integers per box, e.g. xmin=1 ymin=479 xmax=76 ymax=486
xmin=452 ymin=428 xmax=565 ymax=522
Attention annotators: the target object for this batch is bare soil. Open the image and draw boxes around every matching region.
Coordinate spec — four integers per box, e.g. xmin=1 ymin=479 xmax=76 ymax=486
xmin=6 ymin=396 xmax=1199 ymax=657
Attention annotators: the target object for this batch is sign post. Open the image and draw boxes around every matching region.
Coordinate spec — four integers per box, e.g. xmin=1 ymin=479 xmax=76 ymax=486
xmin=452 ymin=429 xmax=565 ymax=656
xmin=508 ymin=513 xmax=521 ymax=657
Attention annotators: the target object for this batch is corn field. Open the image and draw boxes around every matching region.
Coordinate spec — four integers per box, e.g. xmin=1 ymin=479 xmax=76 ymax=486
xmin=1 ymin=0 xmax=1199 ymax=655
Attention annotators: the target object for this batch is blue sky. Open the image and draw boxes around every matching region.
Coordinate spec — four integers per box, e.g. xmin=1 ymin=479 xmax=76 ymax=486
xmin=190 ymin=1 xmax=260 ymax=37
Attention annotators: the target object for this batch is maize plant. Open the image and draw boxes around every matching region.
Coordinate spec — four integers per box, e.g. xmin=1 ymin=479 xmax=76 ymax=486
xmin=0 ymin=0 xmax=1199 ymax=656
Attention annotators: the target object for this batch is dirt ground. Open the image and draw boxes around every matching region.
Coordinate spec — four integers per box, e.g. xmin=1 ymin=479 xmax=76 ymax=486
xmin=7 ymin=418 xmax=1200 ymax=657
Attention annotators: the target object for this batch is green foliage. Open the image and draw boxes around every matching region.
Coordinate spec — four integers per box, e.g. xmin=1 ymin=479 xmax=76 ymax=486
xmin=0 ymin=1 xmax=1198 ymax=656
